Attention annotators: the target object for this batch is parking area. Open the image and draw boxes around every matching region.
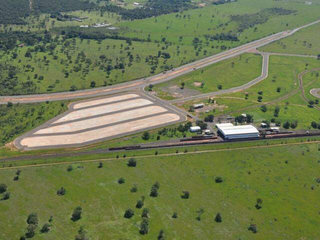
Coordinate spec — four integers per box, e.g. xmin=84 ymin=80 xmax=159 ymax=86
xmin=15 ymin=93 xmax=185 ymax=150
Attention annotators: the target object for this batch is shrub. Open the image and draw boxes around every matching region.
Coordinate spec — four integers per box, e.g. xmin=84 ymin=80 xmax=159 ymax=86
xmin=248 ymin=224 xmax=258 ymax=233
xmin=172 ymin=212 xmax=178 ymax=218
xmin=40 ymin=223 xmax=51 ymax=233
xmin=158 ymin=229 xmax=165 ymax=240
xmin=181 ymin=191 xmax=190 ymax=199
xmin=2 ymin=192 xmax=10 ymax=201
xmin=139 ymin=218 xmax=149 ymax=235
xmin=127 ymin=158 xmax=137 ymax=167
xmin=71 ymin=207 xmax=82 ymax=221
xmin=57 ymin=187 xmax=67 ymax=196
xmin=0 ymin=183 xmax=7 ymax=193
xmin=215 ymin=177 xmax=223 ymax=183
xmin=124 ymin=209 xmax=134 ymax=219
xmin=215 ymin=213 xmax=222 ymax=223
xmin=130 ymin=184 xmax=138 ymax=193
xmin=27 ymin=213 xmax=38 ymax=226
xmin=98 ymin=162 xmax=103 ymax=168
xmin=118 ymin=178 xmax=125 ymax=184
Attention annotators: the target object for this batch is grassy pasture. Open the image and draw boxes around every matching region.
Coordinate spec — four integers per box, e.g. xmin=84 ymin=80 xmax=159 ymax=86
xmin=260 ymin=23 xmax=320 ymax=55
xmin=0 ymin=142 xmax=319 ymax=239
xmin=153 ymin=53 xmax=262 ymax=100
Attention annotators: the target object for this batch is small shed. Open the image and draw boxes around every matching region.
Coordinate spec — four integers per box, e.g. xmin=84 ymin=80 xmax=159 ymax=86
xmin=193 ymin=103 xmax=204 ymax=109
xmin=190 ymin=126 xmax=201 ymax=132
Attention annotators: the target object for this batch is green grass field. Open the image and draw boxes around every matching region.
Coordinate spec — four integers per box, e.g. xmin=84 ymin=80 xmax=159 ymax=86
xmin=0 ymin=141 xmax=319 ymax=239
xmin=260 ymin=23 xmax=320 ymax=55
xmin=154 ymin=53 xmax=262 ymax=100
xmin=0 ymin=101 xmax=68 ymax=147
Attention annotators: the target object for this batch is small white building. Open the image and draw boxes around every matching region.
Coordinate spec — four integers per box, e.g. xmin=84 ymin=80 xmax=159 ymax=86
xmin=133 ymin=2 xmax=140 ymax=6
xmin=216 ymin=123 xmax=259 ymax=140
xmin=190 ymin=126 xmax=201 ymax=133
xmin=193 ymin=103 xmax=204 ymax=109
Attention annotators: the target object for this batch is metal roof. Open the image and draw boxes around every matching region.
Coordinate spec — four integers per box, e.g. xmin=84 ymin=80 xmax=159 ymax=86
xmin=216 ymin=124 xmax=259 ymax=136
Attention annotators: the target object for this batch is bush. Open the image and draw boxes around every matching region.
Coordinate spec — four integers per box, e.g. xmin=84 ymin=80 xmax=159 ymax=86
xmin=124 ymin=209 xmax=134 ymax=219
xmin=26 ymin=224 xmax=37 ymax=238
xmin=181 ymin=191 xmax=190 ymax=199
xmin=67 ymin=165 xmax=73 ymax=172
xmin=98 ymin=162 xmax=103 ymax=168
xmin=71 ymin=207 xmax=82 ymax=221
xmin=215 ymin=213 xmax=222 ymax=223
xmin=127 ymin=158 xmax=137 ymax=167
xmin=248 ymin=224 xmax=258 ymax=233
xmin=136 ymin=198 xmax=144 ymax=209
xmin=2 ymin=192 xmax=10 ymax=201
xmin=172 ymin=212 xmax=178 ymax=218
xmin=57 ymin=187 xmax=66 ymax=196
xmin=215 ymin=177 xmax=223 ymax=183
xmin=139 ymin=218 xmax=149 ymax=235
xmin=158 ymin=229 xmax=165 ymax=240
xmin=118 ymin=178 xmax=125 ymax=184
xmin=40 ymin=223 xmax=51 ymax=233
xmin=142 ymin=131 xmax=150 ymax=140
xmin=27 ymin=213 xmax=38 ymax=226
xmin=130 ymin=184 xmax=138 ymax=193
xmin=0 ymin=183 xmax=7 ymax=193
xmin=141 ymin=208 xmax=149 ymax=218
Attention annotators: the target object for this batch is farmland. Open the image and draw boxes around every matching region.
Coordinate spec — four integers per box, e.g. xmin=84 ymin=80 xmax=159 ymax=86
xmin=0 ymin=141 xmax=319 ymax=239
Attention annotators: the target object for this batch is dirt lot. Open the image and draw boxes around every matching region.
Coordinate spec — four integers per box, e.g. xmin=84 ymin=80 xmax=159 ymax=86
xmin=15 ymin=93 xmax=185 ymax=150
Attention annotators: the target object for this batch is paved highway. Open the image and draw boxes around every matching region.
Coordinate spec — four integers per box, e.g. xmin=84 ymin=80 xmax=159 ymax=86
xmin=1 ymin=19 xmax=319 ymax=104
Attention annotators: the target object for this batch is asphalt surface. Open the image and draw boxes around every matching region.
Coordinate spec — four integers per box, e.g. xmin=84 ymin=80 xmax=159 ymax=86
xmin=1 ymin=19 xmax=319 ymax=104
xmin=170 ymin=52 xmax=270 ymax=104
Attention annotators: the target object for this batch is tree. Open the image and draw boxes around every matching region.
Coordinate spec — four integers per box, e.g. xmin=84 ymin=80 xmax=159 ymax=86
xmin=260 ymin=105 xmax=267 ymax=112
xmin=283 ymin=121 xmax=290 ymax=129
xmin=127 ymin=158 xmax=137 ymax=167
xmin=139 ymin=218 xmax=149 ymax=235
xmin=142 ymin=131 xmax=150 ymax=140
xmin=215 ymin=213 xmax=222 ymax=222
xmin=90 ymin=81 xmax=96 ymax=88
xmin=2 ymin=192 xmax=10 ymax=201
xmin=248 ymin=224 xmax=258 ymax=233
xmin=98 ymin=162 xmax=103 ymax=168
xmin=204 ymin=114 xmax=214 ymax=122
xmin=136 ymin=197 xmax=144 ymax=208
xmin=118 ymin=178 xmax=125 ymax=184
xmin=180 ymin=82 xmax=185 ymax=89
xmin=57 ymin=187 xmax=66 ymax=196
xmin=71 ymin=207 xmax=82 ymax=221
xmin=141 ymin=208 xmax=149 ymax=218
xmin=172 ymin=212 xmax=178 ymax=218
xmin=158 ymin=229 xmax=165 ymax=240
xmin=181 ymin=191 xmax=190 ymax=199
xmin=26 ymin=224 xmax=37 ymax=238
xmin=0 ymin=183 xmax=7 ymax=193
xmin=255 ymin=198 xmax=263 ymax=210
xmin=124 ymin=209 xmax=134 ymax=219
xmin=75 ymin=226 xmax=89 ymax=240
xmin=40 ymin=223 xmax=51 ymax=233
xmin=215 ymin=177 xmax=223 ymax=183
xmin=7 ymin=102 xmax=13 ymax=107
xmin=27 ymin=213 xmax=38 ymax=226
xmin=131 ymin=184 xmax=138 ymax=193
xmin=67 ymin=165 xmax=73 ymax=172
xmin=150 ymin=185 xmax=159 ymax=197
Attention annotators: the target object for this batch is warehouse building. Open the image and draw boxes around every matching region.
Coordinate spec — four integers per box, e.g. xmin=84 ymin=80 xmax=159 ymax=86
xmin=216 ymin=123 xmax=259 ymax=140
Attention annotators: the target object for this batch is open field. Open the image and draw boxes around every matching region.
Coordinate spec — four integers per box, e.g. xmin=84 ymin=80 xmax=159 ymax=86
xmin=153 ymin=53 xmax=262 ymax=100
xmin=0 ymin=101 xmax=68 ymax=147
xmin=260 ymin=23 xmax=320 ymax=55
xmin=15 ymin=93 xmax=185 ymax=150
xmin=0 ymin=141 xmax=319 ymax=239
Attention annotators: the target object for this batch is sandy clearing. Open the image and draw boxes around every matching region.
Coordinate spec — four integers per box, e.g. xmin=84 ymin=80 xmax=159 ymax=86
xmin=73 ymin=94 xmax=139 ymax=109
xmin=54 ymin=98 xmax=153 ymax=123
xmin=21 ymin=113 xmax=180 ymax=147
xmin=36 ymin=106 xmax=168 ymax=134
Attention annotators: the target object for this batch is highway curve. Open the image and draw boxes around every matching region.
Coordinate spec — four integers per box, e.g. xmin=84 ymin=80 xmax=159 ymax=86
xmin=1 ymin=19 xmax=319 ymax=105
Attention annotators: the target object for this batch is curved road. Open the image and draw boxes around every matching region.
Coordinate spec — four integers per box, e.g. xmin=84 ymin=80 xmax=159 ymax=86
xmin=1 ymin=19 xmax=320 ymax=105
xmin=170 ymin=52 xmax=270 ymax=104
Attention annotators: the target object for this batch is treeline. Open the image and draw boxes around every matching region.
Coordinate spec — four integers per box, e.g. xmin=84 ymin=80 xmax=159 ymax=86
xmin=102 ymin=0 xmax=194 ymax=20
xmin=0 ymin=0 xmax=30 ymax=25
xmin=61 ymin=28 xmax=148 ymax=42
xmin=32 ymin=0 xmax=95 ymax=14
xmin=230 ymin=8 xmax=296 ymax=32
xmin=213 ymin=0 xmax=237 ymax=5
xmin=204 ymin=33 xmax=239 ymax=42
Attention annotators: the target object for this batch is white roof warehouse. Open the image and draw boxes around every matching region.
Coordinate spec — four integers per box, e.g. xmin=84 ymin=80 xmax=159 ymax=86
xmin=216 ymin=123 xmax=259 ymax=140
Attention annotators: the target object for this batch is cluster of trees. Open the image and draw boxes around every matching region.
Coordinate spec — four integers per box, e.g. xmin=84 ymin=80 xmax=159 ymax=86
xmin=235 ymin=114 xmax=254 ymax=123
xmin=0 ymin=0 xmax=30 ymax=25
xmin=283 ymin=120 xmax=298 ymax=129
xmin=32 ymin=0 xmax=94 ymax=14
xmin=0 ymin=183 xmax=10 ymax=201
xmin=102 ymin=0 xmax=194 ymax=20
xmin=230 ymin=8 xmax=295 ymax=32
xmin=311 ymin=121 xmax=320 ymax=129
